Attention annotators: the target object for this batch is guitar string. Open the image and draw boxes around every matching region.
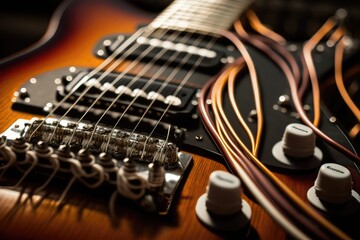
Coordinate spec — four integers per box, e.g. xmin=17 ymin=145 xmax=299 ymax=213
xmin=16 ymin=0 xmax=237 ymax=205
xmin=102 ymin=32 xmax=206 ymax=152
xmin=53 ymin=0 xmax=225 ymax=205
xmin=85 ymin=29 xmax=194 ymax=149
xmin=50 ymin=0 xmax=219 ymax=146
xmin=82 ymin=1 xmax=224 ymax=151
xmin=49 ymin=26 xmax=184 ymax=203
xmin=31 ymin=0 xmax=179 ymax=141
xmin=28 ymin=27 xmax=149 ymax=142
xmin=135 ymin=36 xmax=217 ymax=160
xmin=68 ymin=28 xmax=187 ymax=146
xmin=125 ymin=1 xmax=226 ymax=156
xmin=29 ymin=0 xmax=194 ymax=142
xmin=232 ymin=16 xmax=353 ymax=238
xmin=116 ymin=33 xmax=209 ymax=144
xmin=27 ymin=0 xmax=243 ymax=149
xmin=105 ymin=0 xmax=233 ymax=212
xmin=49 ymin=27 xmax=162 ymax=144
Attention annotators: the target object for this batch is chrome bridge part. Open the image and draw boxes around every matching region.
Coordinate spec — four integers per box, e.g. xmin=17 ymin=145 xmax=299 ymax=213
xmin=24 ymin=118 xmax=180 ymax=165
xmin=1 ymin=118 xmax=192 ymax=215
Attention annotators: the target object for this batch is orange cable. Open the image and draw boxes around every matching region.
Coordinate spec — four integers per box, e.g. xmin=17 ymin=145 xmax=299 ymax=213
xmin=246 ymin=10 xmax=286 ymax=44
xmin=227 ymin=23 xmax=352 ymax=239
xmin=335 ymin=37 xmax=360 ymax=122
xmin=303 ymin=18 xmax=338 ymax=127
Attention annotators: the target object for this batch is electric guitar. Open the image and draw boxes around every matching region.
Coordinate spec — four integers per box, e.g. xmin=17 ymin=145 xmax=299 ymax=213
xmin=0 ymin=0 xmax=359 ymax=239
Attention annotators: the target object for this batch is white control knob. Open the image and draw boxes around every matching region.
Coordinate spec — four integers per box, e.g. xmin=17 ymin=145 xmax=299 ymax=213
xmin=272 ymin=123 xmax=322 ymax=170
xmin=195 ymin=171 xmax=251 ymax=231
xmin=307 ymin=163 xmax=360 ymax=215
xmin=282 ymin=123 xmax=315 ymax=158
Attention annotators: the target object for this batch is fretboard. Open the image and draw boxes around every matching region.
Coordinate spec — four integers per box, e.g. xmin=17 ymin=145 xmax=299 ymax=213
xmin=150 ymin=0 xmax=254 ymax=35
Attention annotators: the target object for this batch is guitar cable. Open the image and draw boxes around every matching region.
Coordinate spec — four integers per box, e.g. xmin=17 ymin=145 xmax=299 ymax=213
xmin=234 ymin=11 xmax=358 ymax=238
xmin=233 ymin=38 xmax=348 ymax=239
xmin=235 ymin=13 xmax=360 ymax=163
xmin=197 ymin=12 xmax=355 ymax=239
xmin=334 ymin=37 xmax=360 ymax=122
xmin=199 ymin=69 xmax=312 ymax=239
xmin=208 ymin=65 xmax=332 ymax=239
xmin=302 ymin=17 xmax=340 ymax=127
xmin=200 ymin=30 xmax=328 ymax=238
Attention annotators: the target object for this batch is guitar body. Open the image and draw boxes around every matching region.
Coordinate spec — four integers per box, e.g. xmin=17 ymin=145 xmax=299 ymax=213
xmin=0 ymin=0 xmax=358 ymax=239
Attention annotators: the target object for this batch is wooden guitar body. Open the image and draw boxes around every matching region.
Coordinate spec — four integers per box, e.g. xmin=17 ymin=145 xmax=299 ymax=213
xmin=0 ymin=0 xmax=359 ymax=239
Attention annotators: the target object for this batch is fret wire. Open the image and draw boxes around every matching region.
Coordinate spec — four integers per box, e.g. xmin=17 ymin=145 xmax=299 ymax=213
xmin=153 ymin=0 xmax=231 ymax=31
xmin=151 ymin=0 xmax=253 ymax=34
xmin=155 ymin=15 xmax=230 ymax=29
xmin=192 ymin=0 xmax=239 ymax=12
xmin=151 ymin=1 xmax=186 ymax=27
xmin=159 ymin=5 xmax=235 ymax=23
xmin=178 ymin=0 xmax=246 ymax=13
xmin=158 ymin=16 xmax=232 ymax=28
xmin=167 ymin=1 xmax=234 ymax=15
xmin=156 ymin=19 xmax=224 ymax=32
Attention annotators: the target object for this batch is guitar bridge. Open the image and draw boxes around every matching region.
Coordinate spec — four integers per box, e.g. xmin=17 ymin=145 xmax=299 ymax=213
xmin=0 ymin=118 xmax=192 ymax=214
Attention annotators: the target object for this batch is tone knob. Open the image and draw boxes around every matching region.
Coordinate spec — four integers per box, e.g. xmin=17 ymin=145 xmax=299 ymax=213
xmin=282 ymin=123 xmax=315 ymax=158
xmin=272 ymin=123 xmax=323 ymax=170
xmin=307 ymin=163 xmax=360 ymax=215
xmin=195 ymin=171 xmax=251 ymax=232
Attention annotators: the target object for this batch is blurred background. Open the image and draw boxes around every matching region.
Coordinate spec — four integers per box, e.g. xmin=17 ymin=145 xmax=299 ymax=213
xmin=0 ymin=0 xmax=359 ymax=143
xmin=1 ymin=0 xmax=360 ymax=59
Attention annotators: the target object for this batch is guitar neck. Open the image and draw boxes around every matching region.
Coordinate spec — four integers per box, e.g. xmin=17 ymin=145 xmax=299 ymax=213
xmin=150 ymin=0 xmax=254 ymax=35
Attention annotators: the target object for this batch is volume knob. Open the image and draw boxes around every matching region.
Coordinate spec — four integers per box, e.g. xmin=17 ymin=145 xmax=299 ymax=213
xmin=195 ymin=171 xmax=251 ymax=232
xmin=307 ymin=163 xmax=360 ymax=215
xmin=272 ymin=123 xmax=323 ymax=170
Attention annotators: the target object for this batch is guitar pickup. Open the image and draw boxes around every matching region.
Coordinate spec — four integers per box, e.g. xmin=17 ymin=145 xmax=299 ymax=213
xmin=11 ymin=67 xmax=199 ymax=131
xmin=93 ymin=32 xmax=231 ymax=74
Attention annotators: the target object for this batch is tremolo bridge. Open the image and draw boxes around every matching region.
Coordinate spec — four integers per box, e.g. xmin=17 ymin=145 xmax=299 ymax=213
xmin=1 ymin=118 xmax=192 ymax=214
